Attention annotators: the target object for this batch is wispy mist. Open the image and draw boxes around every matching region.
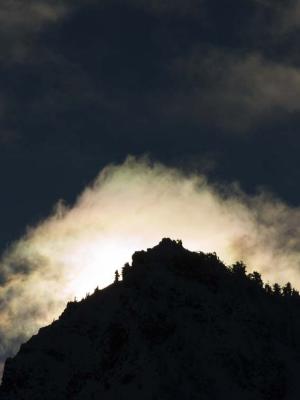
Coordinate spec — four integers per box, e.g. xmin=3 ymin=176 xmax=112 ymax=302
xmin=1 ymin=157 xmax=300 ymax=374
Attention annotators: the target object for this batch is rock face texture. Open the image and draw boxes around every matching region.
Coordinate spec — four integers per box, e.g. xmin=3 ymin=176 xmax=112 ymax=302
xmin=1 ymin=238 xmax=300 ymax=400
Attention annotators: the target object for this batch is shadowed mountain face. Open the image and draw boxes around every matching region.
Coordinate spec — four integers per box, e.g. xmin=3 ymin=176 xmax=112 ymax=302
xmin=1 ymin=239 xmax=300 ymax=399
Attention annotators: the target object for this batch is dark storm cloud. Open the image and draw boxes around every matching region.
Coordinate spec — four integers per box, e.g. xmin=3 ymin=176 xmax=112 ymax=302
xmin=85 ymin=0 xmax=204 ymax=17
xmin=1 ymin=0 xmax=300 ymax=254
xmin=1 ymin=0 xmax=298 ymax=137
xmin=0 ymin=130 xmax=19 ymax=146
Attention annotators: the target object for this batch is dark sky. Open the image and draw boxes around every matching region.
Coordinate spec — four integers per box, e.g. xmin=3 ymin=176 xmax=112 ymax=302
xmin=0 ymin=0 xmax=300 ymax=250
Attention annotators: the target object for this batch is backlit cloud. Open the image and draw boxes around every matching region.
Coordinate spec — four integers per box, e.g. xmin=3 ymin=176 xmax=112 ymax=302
xmin=1 ymin=157 xmax=300 ymax=375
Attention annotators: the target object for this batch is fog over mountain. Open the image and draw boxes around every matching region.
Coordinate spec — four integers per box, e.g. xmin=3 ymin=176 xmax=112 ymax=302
xmin=1 ymin=158 xmax=300 ymax=378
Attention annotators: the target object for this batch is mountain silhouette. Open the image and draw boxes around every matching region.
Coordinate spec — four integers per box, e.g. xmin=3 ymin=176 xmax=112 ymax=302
xmin=1 ymin=238 xmax=300 ymax=399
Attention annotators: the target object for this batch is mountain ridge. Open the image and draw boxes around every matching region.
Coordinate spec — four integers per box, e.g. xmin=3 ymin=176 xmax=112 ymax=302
xmin=1 ymin=238 xmax=300 ymax=399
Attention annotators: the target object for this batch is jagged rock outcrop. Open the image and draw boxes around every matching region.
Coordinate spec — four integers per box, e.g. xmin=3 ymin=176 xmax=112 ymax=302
xmin=1 ymin=238 xmax=300 ymax=399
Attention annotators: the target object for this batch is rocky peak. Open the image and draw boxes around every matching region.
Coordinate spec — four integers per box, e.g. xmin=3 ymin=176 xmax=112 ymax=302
xmin=1 ymin=240 xmax=300 ymax=400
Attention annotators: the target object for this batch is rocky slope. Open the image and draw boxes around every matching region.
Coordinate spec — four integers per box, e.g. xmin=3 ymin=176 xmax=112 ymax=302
xmin=1 ymin=238 xmax=300 ymax=400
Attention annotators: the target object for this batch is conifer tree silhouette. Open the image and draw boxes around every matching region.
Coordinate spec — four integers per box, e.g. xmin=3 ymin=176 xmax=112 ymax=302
xmin=273 ymin=283 xmax=281 ymax=296
xmin=114 ymin=270 xmax=120 ymax=283
xmin=283 ymin=282 xmax=292 ymax=297
xmin=122 ymin=263 xmax=131 ymax=280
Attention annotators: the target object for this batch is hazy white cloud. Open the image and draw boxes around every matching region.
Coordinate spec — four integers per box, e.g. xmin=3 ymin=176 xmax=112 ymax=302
xmin=251 ymin=0 xmax=300 ymax=35
xmin=272 ymin=0 xmax=300 ymax=34
xmin=168 ymin=51 xmax=300 ymax=131
xmin=0 ymin=1 xmax=67 ymax=29
xmin=0 ymin=0 xmax=69 ymax=62
xmin=0 ymin=0 xmax=203 ymax=64
xmin=1 ymin=157 xmax=300 ymax=374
